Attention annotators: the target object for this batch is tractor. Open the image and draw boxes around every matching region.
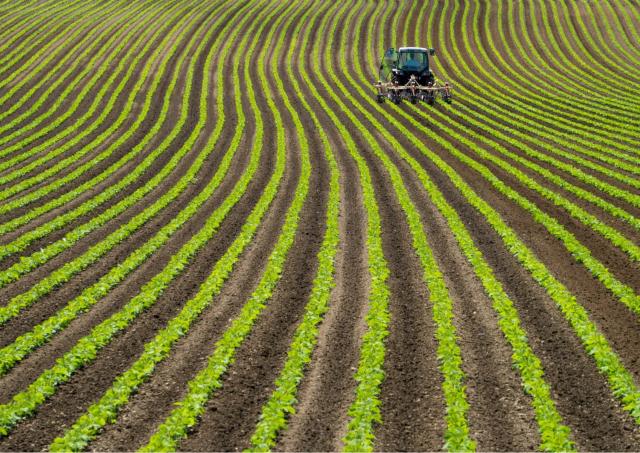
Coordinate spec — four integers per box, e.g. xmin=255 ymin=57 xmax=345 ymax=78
xmin=374 ymin=47 xmax=452 ymax=105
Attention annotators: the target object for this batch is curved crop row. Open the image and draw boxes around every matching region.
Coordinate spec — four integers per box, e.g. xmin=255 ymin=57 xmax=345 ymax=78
xmin=0 ymin=0 xmax=125 ymax=105
xmin=482 ymin=2 xmax=640 ymax=168
xmin=0 ymin=0 xmax=244 ymax=365
xmin=357 ymin=1 xmax=640 ymax=430
xmin=446 ymin=0 xmax=640 ymax=152
xmin=0 ymin=0 xmax=220 ymax=289
xmin=0 ymin=0 xmax=160 ymax=151
xmin=323 ymin=2 xmax=475 ymax=449
xmin=453 ymin=1 xmax=640 ymax=185
xmin=0 ymin=1 xmax=199 ymax=200
xmin=247 ymin=2 xmax=341 ymax=447
xmin=46 ymin=1 xmax=284 ymax=450
xmin=0 ymin=0 xmax=90 ymax=79
xmin=0 ymin=0 xmax=272 ymax=435
xmin=339 ymin=4 xmax=575 ymax=449
xmin=139 ymin=1 xmax=314 ymax=449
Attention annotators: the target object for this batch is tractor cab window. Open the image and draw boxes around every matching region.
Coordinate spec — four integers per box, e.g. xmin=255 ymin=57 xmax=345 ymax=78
xmin=398 ymin=51 xmax=427 ymax=70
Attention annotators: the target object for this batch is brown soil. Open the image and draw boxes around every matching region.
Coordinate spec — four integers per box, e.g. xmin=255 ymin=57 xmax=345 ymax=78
xmin=1 ymin=0 xmax=639 ymax=451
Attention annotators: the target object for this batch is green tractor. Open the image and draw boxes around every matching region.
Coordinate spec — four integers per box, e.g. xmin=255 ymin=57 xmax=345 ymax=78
xmin=375 ymin=46 xmax=451 ymax=105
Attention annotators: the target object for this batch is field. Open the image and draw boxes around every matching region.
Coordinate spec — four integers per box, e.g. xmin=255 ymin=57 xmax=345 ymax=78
xmin=0 ymin=0 xmax=639 ymax=450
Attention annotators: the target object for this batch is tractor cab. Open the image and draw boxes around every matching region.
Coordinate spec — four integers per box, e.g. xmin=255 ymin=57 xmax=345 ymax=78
xmin=374 ymin=46 xmax=451 ymax=105
xmin=379 ymin=47 xmax=435 ymax=86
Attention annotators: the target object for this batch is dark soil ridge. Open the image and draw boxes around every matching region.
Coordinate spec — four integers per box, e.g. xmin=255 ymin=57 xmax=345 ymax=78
xmin=0 ymin=0 xmax=160 ymax=143
xmin=274 ymin=5 xmax=370 ymax=451
xmin=0 ymin=0 xmax=255 ymax=355
xmin=344 ymin=0 xmax=633 ymax=448
xmin=0 ymin=2 xmax=279 ymax=451
xmin=86 ymin=3 xmax=313 ymax=450
xmin=333 ymin=1 xmax=540 ymax=449
xmin=0 ymin=0 xmax=208 ymax=209
xmin=0 ymin=0 xmax=234 ymax=332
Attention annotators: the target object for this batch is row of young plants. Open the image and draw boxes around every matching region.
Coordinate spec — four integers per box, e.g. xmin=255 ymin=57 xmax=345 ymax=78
xmin=484 ymin=0 xmax=640 ymax=164
xmin=497 ymin=0 xmax=640 ymax=159
xmin=0 ymin=0 xmax=98 ymax=79
xmin=604 ymin=0 xmax=640 ymax=63
xmin=140 ymin=0 xmax=314 ymax=448
xmin=0 ymin=0 xmax=199 ymax=233
xmin=413 ymin=3 xmax=640 ymax=314
xmin=46 ymin=1 xmax=285 ymax=449
xmin=577 ymin=0 xmax=640 ymax=75
xmin=299 ymin=4 xmax=393 ymax=451
xmin=447 ymin=96 xmax=640 ymax=212
xmin=344 ymin=6 xmax=574 ymax=450
xmin=486 ymin=0 xmax=639 ymax=122
xmin=546 ymin=0 xmax=640 ymax=95
xmin=437 ymin=103 xmax=640 ymax=232
xmin=0 ymin=0 xmax=218 ymax=280
xmin=441 ymin=0 xmax=637 ymax=185
xmin=247 ymin=1 xmax=341 ymax=448
xmin=0 ymin=0 xmax=269 ymax=435
xmin=0 ymin=0 xmax=195 ymax=198
xmin=408 ymin=6 xmax=640 ymax=256
xmin=0 ymin=0 xmax=163 ymax=173
xmin=0 ymin=0 xmax=159 ymax=150
xmin=0 ymin=0 xmax=104 ymax=67
xmin=0 ymin=0 xmax=150 ymax=127
xmin=481 ymin=1 xmax=640 ymax=168
xmin=0 ymin=1 xmax=259 ymax=374
xmin=541 ymin=3 xmax=640 ymax=115
xmin=518 ymin=0 xmax=640 ymax=117
xmin=402 ymin=2 xmax=640 ymax=259
xmin=0 ymin=0 xmax=122 ymax=106
xmin=491 ymin=0 xmax=640 ymax=132
xmin=435 ymin=1 xmax=640 ymax=207
xmin=0 ymin=2 xmax=197 ymax=209
xmin=502 ymin=0 xmax=640 ymax=140
xmin=361 ymin=5 xmax=640 ymax=431
xmin=0 ymin=0 xmax=70 ymax=56
xmin=526 ymin=0 xmax=640 ymax=128
xmin=0 ymin=0 xmax=96 ymax=92
xmin=412 ymin=105 xmax=640 ymax=317
xmin=587 ymin=0 xmax=640 ymax=75
xmin=0 ymin=0 xmax=242 ymax=349
xmin=444 ymin=0 xmax=640 ymax=149
xmin=454 ymin=0 xmax=640 ymax=177
xmin=333 ymin=2 xmax=476 ymax=450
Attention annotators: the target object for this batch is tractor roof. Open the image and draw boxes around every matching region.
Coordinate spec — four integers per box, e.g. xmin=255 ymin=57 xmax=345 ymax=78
xmin=398 ymin=47 xmax=428 ymax=53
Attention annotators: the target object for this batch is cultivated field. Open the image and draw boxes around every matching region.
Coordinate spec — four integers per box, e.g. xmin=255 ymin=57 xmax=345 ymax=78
xmin=0 ymin=0 xmax=639 ymax=451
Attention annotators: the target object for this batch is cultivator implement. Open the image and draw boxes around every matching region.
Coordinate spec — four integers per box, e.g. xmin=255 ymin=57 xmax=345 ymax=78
xmin=375 ymin=46 xmax=452 ymax=105
xmin=374 ymin=75 xmax=451 ymax=105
